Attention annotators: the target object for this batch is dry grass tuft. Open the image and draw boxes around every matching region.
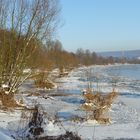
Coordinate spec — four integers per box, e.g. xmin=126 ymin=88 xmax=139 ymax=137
xmin=81 ymin=88 xmax=117 ymax=124
xmin=33 ymin=72 xmax=55 ymax=89
xmin=34 ymin=80 xmax=55 ymax=89
xmin=0 ymin=92 xmax=22 ymax=108
xmin=26 ymin=92 xmax=41 ymax=97
xmin=80 ymin=103 xmax=94 ymax=111
xmin=59 ymin=66 xmax=69 ymax=78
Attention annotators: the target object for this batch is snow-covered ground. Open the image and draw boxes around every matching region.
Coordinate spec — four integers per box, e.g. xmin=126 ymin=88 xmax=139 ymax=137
xmin=0 ymin=64 xmax=140 ymax=140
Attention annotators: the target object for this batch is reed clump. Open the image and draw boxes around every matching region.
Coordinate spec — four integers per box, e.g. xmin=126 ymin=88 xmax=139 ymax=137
xmin=81 ymin=88 xmax=117 ymax=124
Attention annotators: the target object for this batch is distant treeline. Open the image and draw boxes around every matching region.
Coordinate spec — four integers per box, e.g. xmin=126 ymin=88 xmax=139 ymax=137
xmin=27 ymin=40 xmax=140 ymax=70
xmin=0 ymin=29 xmax=139 ymax=72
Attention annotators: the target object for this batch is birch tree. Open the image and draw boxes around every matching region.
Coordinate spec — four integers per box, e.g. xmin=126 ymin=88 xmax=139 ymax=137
xmin=0 ymin=0 xmax=60 ymax=96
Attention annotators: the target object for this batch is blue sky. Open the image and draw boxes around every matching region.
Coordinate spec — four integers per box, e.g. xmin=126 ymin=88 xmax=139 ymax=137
xmin=58 ymin=0 xmax=140 ymax=52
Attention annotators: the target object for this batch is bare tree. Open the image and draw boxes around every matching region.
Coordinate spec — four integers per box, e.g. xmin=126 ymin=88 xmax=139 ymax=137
xmin=0 ymin=0 xmax=60 ymax=101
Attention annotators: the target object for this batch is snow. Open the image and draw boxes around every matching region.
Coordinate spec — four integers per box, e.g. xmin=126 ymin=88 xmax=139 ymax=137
xmin=2 ymin=84 xmax=9 ymax=88
xmin=23 ymin=68 xmax=31 ymax=73
xmin=78 ymin=123 xmax=140 ymax=139
xmin=0 ymin=131 xmax=14 ymax=140
xmin=0 ymin=64 xmax=140 ymax=139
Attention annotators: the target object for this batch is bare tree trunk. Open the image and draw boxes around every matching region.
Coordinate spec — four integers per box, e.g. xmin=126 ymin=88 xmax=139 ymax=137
xmin=0 ymin=0 xmax=60 ymax=101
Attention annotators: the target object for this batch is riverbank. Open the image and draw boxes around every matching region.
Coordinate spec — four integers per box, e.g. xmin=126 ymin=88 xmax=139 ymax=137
xmin=0 ymin=64 xmax=140 ymax=139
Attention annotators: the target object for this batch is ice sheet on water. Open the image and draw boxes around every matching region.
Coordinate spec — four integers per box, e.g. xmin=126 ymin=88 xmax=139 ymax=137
xmin=111 ymin=101 xmax=140 ymax=124
xmin=0 ymin=131 xmax=14 ymax=140
xmin=57 ymin=64 xmax=140 ymax=96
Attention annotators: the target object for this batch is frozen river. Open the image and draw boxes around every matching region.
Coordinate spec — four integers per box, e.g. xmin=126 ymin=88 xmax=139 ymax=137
xmin=57 ymin=64 xmax=140 ymax=98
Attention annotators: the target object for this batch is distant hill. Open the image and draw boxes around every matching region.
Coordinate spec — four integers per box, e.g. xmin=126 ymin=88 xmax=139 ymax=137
xmin=97 ymin=50 xmax=140 ymax=59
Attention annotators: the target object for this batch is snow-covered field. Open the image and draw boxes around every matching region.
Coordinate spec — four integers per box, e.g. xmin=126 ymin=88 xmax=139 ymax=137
xmin=0 ymin=64 xmax=140 ymax=140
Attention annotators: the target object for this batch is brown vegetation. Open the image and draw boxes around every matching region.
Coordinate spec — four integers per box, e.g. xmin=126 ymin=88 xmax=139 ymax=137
xmin=0 ymin=0 xmax=60 ymax=102
xmin=0 ymin=0 xmax=139 ymax=111
xmin=34 ymin=80 xmax=55 ymax=89
xmin=33 ymin=72 xmax=56 ymax=89
xmin=0 ymin=92 xmax=23 ymax=108
xmin=81 ymin=88 xmax=117 ymax=124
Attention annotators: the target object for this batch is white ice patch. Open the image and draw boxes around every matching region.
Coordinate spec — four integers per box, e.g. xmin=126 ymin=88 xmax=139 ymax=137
xmin=0 ymin=131 xmax=14 ymax=140
xmin=2 ymin=84 xmax=9 ymax=88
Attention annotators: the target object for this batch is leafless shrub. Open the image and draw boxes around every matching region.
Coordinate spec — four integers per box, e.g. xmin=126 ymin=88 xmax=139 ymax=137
xmin=16 ymin=103 xmax=82 ymax=140
xmin=81 ymin=89 xmax=117 ymax=124
xmin=0 ymin=0 xmax=60 ymax=103
xmin=34 ymin=72 xmax=56 ymax=89
xmin=81 ymin=68 xmax=117 ymax=124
